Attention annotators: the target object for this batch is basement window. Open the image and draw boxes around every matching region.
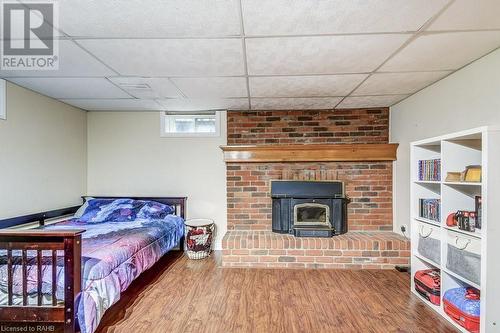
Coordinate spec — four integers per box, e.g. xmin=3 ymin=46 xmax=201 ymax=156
xmin=161 ymin=111 xmax=221 ymax=137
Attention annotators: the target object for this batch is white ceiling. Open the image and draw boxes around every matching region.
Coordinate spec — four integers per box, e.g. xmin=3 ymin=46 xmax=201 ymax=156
xmin=1 ymin=0 xmax=500 ymax=111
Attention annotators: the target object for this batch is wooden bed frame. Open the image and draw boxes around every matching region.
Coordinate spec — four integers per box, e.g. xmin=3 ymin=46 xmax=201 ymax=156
xmin=0 ymin=196 xmax=187 ymax=333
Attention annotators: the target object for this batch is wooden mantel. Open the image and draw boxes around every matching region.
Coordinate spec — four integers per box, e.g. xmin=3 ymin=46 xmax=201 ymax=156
xmin=220 ymin=143 xmax=398 ymax=163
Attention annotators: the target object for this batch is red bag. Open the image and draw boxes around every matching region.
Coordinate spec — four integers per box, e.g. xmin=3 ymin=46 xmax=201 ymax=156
xmin=443 ymin=287 xmax=480 ymax=333
xmin=446 ymin=212 xmax=458 ymax=226
xmin=414 ymin=269 xmax=441 ymax=305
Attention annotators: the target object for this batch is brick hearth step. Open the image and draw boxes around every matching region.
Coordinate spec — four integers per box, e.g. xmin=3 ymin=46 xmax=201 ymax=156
xmin=221 ymin=231 xmax=410 ymax=269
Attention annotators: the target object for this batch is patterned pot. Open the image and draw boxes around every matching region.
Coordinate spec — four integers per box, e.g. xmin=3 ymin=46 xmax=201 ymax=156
xmin=184 ymin=219 xmax=215 ymax=260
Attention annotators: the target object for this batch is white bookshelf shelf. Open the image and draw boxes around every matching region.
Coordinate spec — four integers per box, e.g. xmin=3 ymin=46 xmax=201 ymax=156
xmin=414 ymin=180 xmax=441 ymax=184
xmin=415 ymin=252 xmax=440 ymax=269
xmin=444 ymin=225 xmax=482 ymax=239
xmin=410 ymin=126 xmax=500 ymax=333
xmin=443 ymin=267 xmax=481 ymax=290
xmin=413 ymin=291 xmax=442 ymax=313
xmin=443 ymin=181 xmax=482 ymax=186
xmin=414 ymin=216 xmax=441 ymax=227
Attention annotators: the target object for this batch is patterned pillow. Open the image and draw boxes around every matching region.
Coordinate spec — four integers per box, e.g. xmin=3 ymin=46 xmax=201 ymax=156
xmin=137 ymin=200 xmax=175 ymax=220
xmin=79 ymin=198 xmax=144 ymax=223
xmin=74 ymin=197 xmax=95 ymax=218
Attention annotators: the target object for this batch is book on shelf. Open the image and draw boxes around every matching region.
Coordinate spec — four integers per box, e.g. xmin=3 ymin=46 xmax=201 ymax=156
xmin=418 ymin=159 xmax=441 ymax=181
xmin=419 ymin=198 xmax=441 ymax=222
xmin=475 ymin=196 xmax=482 ymax=229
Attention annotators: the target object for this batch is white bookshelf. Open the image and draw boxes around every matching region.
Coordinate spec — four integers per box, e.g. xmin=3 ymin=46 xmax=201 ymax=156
xmin=410 ymin=127 xmax=500 ymax=333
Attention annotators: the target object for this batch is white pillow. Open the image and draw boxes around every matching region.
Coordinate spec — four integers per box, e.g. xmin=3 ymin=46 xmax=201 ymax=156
xmin=74 ymin=197 xmax=95 ymax=218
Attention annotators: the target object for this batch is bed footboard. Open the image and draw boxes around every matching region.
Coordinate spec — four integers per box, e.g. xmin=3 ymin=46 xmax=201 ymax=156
xmin=0 ymin=229 xmax=84 ymax=333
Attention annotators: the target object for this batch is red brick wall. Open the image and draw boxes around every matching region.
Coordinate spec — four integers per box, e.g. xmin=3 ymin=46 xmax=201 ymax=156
xmin=226 ymin=108 xmax=393 ymax=232
xmin=227 ymin=162 xmax=393 ymax=231
xmin=227 ymin=108 xmax=389 ymax=145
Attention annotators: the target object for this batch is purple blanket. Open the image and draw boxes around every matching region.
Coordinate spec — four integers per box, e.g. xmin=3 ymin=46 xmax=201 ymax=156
xmin=0 ymin=215 xmax=184 ymax=333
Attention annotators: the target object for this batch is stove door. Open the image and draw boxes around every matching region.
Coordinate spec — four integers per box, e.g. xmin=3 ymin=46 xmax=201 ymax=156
xmin=292 ymin=199 xmax=332 ymax=228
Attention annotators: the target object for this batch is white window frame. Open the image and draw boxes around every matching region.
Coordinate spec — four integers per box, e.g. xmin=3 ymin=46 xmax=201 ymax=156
xmin=160 ymin=111 xmax=221 ymax=138
xmin=0 ymin=79 xmax=6 ymax=120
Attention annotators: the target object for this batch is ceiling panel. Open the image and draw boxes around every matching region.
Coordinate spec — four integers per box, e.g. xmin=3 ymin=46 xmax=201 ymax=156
xmin=381 ymin=31 xmax=500 ymax=72
xmin=336 ymin=95 xmax=408 ymax=109
xmin=57 ymin=0 xmax=240 ymax=37
xmin=353 ymin=71 xmax=451 ymax=96
xmin=250 ymin=74 xmax=367 ymax=97
xmin=60 ymin=99 xmax=163 ymax=111
xmin=3 ymin=1 xmax=500 ymax=111
xmin=109 ymin=77 xmax=182 ymax=99
xmin=77 ymin=39 xmax=245 ymax=77
xmin=171 ymin=77 xmax=248 ymax=98
xmin=251 ymin=97 xmax=341 ymax=110
xmin=0 ymin=40 xmax=116 ymax=77
xmin=7 ymin=77 xmax=130 ymax=99
xmin=246 ymin=34 xmax=410 ymax=75
xmin=157 ymin=98 xmax=249 ymax=111
xmin=242 ymin=0 xmax=448 ymax=36
xmin=428 ymin=0 xmax=500 ymax=31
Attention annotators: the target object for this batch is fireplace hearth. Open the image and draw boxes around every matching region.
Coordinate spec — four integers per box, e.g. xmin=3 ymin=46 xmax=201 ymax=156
xmin=271 ymin=181 xmax=349 ymax=237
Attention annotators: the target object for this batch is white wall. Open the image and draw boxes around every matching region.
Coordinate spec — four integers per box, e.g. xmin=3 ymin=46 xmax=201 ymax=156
xmin=86 ymin=111 xmax=228 ymax=249
xmin=390 ymin=48 xmax=500 ymax=234
xmin=0 ymin=82 xmax=87 ymax=219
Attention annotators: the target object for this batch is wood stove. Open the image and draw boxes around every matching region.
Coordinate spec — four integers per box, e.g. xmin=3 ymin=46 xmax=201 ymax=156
xmin=271 ymin=180 xmax=348 ymax=237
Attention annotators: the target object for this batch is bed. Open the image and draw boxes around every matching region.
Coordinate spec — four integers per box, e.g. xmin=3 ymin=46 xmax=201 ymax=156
xmin=0 ymin=196 xmax=186 ymax=333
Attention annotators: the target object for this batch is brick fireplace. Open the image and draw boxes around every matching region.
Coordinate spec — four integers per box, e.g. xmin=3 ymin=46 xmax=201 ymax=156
xmin=221 ymin=108 xmax=410 ymax=269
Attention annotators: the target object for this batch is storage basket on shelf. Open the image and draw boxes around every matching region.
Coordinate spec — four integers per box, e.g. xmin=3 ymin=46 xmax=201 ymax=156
xmin=446 ymin=231 xmax=481 ymax=285
xmin=417 ymin=223 xmax=441 ymax=265
xmin=184 ymin=218 xmax=215 ymax=260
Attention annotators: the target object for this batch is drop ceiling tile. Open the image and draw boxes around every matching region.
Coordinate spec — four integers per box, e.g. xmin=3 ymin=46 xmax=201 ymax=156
xmin=336 ymin=95 xmax=408 ymax=109
xmin=57 ymin=0 xmax=240 ymax=37
xmin=171 ymin=77 xmax=248 ymax=98
xmin=242 ymin=0 xmax=448 ymax=35
xmin=157 ymin=98 xmax=249 ymax=111
xmin=77 ymin=39 xmax=245 ymax=76
xmin=381 ymin=31 xmax=500 ymax=72
xmin=7 ymin=77 xmax=130 ymax=99
xmin=250 ymin=74 xmax=367 ymax=97
xmin=109 ymin=77 xmax=182 ymax=99
xmin=428 ymin=0 xmax=500 ymax=31
xmin=0 ymin=40 xmax=115 ymax=77
xmin=246 ymin=35 xmax=410 ymax=75
xmin=60 ymin=99 xmax=162 ymax=111
xmin=251 ymin=97 xmax=341 ymax=110
xmin=353 ymin=71 xmax=451 ymax=96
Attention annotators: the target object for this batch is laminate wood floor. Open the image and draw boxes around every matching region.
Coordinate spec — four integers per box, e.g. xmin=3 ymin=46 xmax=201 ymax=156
xmin=96 ymin=251 xmax=457 ymax=333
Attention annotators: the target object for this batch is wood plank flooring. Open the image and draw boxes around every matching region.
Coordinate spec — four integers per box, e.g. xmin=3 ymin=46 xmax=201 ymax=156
xmin=96 ymin=251 xmax=457 ymax=333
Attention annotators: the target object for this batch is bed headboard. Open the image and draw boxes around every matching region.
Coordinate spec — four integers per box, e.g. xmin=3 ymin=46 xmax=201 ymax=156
xmin=83 ymin=196 xmax=187 ymax=219
xmin=0 ymin=196 xmax=188 ymax=229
